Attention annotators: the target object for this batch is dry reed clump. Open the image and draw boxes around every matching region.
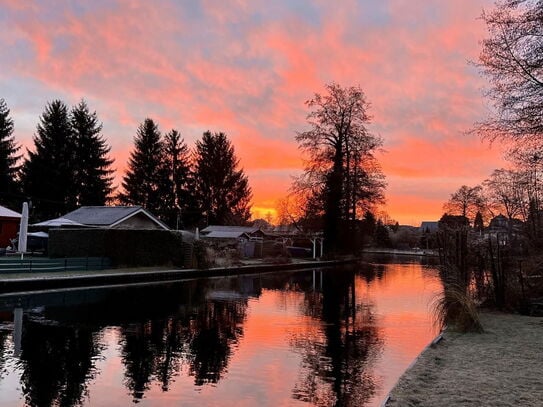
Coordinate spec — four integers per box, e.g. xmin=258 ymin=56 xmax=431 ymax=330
xmin=432 ymin=284 xmax=484 ymax=333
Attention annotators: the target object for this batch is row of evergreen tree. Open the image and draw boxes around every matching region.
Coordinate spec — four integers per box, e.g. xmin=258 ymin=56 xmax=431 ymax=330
xmin=0 ymin=98 xmax=252 ymax=228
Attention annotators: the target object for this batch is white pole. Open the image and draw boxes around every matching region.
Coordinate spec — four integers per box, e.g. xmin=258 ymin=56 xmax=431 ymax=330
xmin=18 ymin=202 xmax=29 ymax=254
xmin=319 ymin=238 xmax=324 ymax=257
xmin=312 ymin=238 xmax=316 ymax=259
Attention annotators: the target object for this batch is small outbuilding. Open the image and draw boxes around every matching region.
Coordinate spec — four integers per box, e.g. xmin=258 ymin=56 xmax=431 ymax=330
xmin=201 ymin=225 xmax=266 ymax=258
xmin=0 ymin=205 xmax=21 ymax=248
xmin=201 ymin=225 xmax=266 ymax=238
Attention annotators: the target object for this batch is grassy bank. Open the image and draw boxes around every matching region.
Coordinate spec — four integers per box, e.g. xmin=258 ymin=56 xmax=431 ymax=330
xmin=385 ymin=311 xmax=543 ymax=406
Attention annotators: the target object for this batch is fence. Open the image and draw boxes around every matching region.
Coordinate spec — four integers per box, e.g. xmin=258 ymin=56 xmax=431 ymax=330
xmin=0 ymin=257 xmax=112 ymax=273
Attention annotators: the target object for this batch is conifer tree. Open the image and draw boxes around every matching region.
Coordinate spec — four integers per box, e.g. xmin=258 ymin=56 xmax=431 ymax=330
xmin=0 ymin=98 xmax=21 ymax=209
xmin=160 ymin=129 xmax=195 ymax=228
xmin=71 ymin=100 xmax=114 ymax=206
xmin=119 ymin=118 xmax=165 ymax=214
xmin=22 ymin=100 xmax=76 ymax=220
xmin=194 ymin=131 xmax=252 ymax=226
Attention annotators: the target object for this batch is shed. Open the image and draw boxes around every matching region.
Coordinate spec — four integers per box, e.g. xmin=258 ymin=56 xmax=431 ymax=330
xmin=201 ymin=225 xmax=266 ymax=239
xmin=0 ymin=205 xmax=21 ymax=247
xmin=200 ymin=226 xmax=263 ymax=257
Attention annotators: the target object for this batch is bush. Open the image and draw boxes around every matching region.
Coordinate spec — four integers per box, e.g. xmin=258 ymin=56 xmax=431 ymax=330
xmin=432 ymin=283 xmax=484 ymax=333
xmin=192 ymin=240 xmax=214 ymax=269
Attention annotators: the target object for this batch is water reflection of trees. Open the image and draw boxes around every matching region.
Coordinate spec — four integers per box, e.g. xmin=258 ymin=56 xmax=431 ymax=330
xmin=18 ymin=321 xmax=100 ymax=407
xmin=121 ymin=319 xmax=184 ymax=399
xmin=8 ymin=276 xmax=255 ymax=405
xmin=291 ymin=268 xmax=384 ymax=407
xmin=120 ymin=299 xmax=248 ymax=401
xmin=4 ymin=269 xmax=385 ymax=406
xmin=187 ymin=300 xmax=246 ymax=385
xmin=116 ymin=278 xmax=251 ymax=401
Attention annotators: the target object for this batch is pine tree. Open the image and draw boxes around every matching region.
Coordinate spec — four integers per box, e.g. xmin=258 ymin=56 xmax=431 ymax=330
xmin=473 ymin=211 xmax=484 ymax=233
xmin=159 ymin=129 xmax=195 ymax=228
xmin=119 ymin=118 xmax=165 ymax=214
xmin=71 ymin=100 xmax=114 ymax=206
xmin=374 ymin=220 xmax=392 ymax=248
xmin=194 ymin=131 xmax=252 ymax=226
xmin=22 ymin=100 xmax=76 ymax=220
xmin=0 ymin=98 xmax=21 ymax=209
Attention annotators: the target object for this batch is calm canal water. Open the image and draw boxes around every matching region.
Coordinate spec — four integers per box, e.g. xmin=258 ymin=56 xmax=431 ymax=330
xmin=0 ymin=256 xmax=441 ymax=407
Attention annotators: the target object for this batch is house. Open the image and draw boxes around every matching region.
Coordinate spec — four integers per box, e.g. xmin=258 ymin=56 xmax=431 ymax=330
xmin=60 ymin=206 xmax=169 ymax=230
xmin=485 ymin=215 xmax=524 ymax=245
xmin=488 ymin=214 xmax=508 ymax=230
xmin=0 ymin=205 xmax=21 ymax=248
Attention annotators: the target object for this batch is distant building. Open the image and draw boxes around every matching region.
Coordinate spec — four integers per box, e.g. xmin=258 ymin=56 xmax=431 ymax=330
xmin=488 ymin=214 xmax=507 ymax=230
xmin=0 ymin=205 xmax=21 ymax=247
xmin=419 ymin=221 xmax=439 ymax=233
xmin=486 ymin=214 xmax=524 ymax=236
xmin=60 ymin=206 xmax=169 ymax=230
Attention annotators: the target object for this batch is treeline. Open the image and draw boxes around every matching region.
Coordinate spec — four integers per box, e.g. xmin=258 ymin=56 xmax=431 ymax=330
xmin=443 ymin=161 xmax=542 ymax=245
xmin=438 ymin=165 xmax=543 ymax=311
xmin=0 ymin=98 xmax=252 ymax=228
xmin=434 ymin=0 xmax=543 ymax=314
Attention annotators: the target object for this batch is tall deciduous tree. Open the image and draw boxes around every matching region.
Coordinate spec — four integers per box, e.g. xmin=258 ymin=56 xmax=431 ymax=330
xmin=160 ymin=129 xmax=195 ymax=228
xmin=0 ymin=98 xmax=21 ymax=209
xmin=22 ymin=100 xmax=77 ymax=220
xmin=474 ymin=0 xmax=543 ymax=150
xmin=443 ymin=185 xmax=485 ymax=223
xmin=119 ymin=118 xmax=165 ymax=214
xmin=483 ymin=168 xmax=528 ymax=222
xmin=71 ymin=100 xmax=114 ymax=206
xmin=193 ymin=131 xmax=252 ymax=226
xmin=294 ymin=83 xmax=385 ymax=253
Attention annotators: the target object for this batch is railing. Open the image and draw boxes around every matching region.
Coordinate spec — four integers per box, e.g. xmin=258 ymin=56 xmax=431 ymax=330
xmin=0 ymin=257 xmax=112 ymax=273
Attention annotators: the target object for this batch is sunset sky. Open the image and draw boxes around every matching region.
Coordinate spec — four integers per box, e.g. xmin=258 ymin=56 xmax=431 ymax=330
xmin=0 ymin=0 xmax=506 ymax=225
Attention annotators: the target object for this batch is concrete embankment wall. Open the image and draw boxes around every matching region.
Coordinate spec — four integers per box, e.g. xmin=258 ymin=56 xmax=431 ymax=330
xmin=0 ymin=259 xmax=356 ymax=293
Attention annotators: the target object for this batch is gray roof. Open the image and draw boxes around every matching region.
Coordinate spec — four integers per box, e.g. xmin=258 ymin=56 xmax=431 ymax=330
xmin=0 ymin=205 xmax=21 ymax=219
xmin=63 ymin=206 xmax=169 ymax=229
xmin=204 ymin=231 xmax=250 ymax=239
xmin=32 ymin=217 xmax=88 ymax=227
xmin=201 ymin=225 xmax=260 ymax=234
